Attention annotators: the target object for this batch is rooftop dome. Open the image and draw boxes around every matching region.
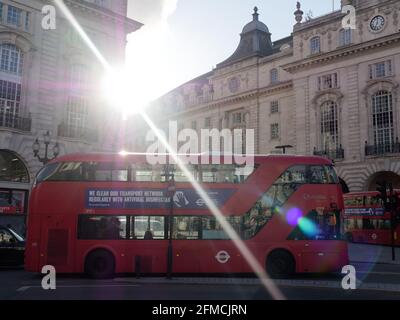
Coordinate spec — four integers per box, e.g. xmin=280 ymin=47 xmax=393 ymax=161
xmin=217 ymin=7 xmax=274 ymax=68
xmin=242 ymin=7 xmax=270 ymax=34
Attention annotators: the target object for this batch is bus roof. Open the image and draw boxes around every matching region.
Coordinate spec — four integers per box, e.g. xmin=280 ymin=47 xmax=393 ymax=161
xmin=48 ymin=152 xmax=333 ymax=165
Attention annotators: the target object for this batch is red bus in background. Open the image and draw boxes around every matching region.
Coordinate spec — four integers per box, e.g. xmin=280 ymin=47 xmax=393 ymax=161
xmin=343 ymin=191 xmax=400 ymax=245
xmin=25 ymin=153 xmax=348 ymax=278
xmin=0 ymin=190 xmax=25 ymax=214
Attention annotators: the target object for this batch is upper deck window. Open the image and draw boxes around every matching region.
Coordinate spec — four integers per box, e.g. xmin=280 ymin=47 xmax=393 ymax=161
xmin=38 ymin=161 xmax=257 ymax=184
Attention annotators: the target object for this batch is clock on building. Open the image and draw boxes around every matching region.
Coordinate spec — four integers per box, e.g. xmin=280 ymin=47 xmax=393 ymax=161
xmin=370 ymin=15 xmax=385 ymax=32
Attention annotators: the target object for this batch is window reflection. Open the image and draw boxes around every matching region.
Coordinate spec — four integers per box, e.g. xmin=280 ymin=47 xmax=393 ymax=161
xmin=78 ymin=215 xmax=126 ymax=240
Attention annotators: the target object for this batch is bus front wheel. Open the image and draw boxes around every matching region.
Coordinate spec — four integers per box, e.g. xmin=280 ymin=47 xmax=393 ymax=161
xmin=85 ymin=249 xmax=115 ymax=279
xmin=266 ymin=250 xmax=295 ymax=279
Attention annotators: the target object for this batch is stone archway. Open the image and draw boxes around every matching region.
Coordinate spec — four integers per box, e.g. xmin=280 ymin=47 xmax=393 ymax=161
xmin=366 ymin=171 xmax=400 ymax=191
xmin=0 ymin=150 xmax=30 ymax=183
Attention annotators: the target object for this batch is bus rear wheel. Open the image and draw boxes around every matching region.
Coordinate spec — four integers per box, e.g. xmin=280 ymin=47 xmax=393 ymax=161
xmin=85 ymin=249 xmax=115 ymax=279
xmin=266 ymin=250 xmax=295 ymax=279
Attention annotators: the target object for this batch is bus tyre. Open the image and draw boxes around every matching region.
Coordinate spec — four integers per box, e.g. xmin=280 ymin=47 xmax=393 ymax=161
xmin=266 ymin=250 xmax=295 ymax=279
xmin=85 ymin=249 xmax=115 ymax=279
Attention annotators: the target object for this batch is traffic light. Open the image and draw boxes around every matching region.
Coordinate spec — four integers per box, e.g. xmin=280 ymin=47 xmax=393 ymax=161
xmin=376 ymin=181 xmax=391 ymax=211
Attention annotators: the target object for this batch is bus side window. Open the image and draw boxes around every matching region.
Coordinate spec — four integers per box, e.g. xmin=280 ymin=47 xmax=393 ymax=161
xmin=47 ymin=162 xmax=83 ymax=181
xmin=362 ymin=219 xmax=375 ymax=230
xmin=173 ymin=216 xmax=199 ymax=240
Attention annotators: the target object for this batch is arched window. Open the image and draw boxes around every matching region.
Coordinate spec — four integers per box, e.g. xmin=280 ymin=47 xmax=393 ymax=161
xmin=310 ymin=36 xmax=321 ymax=54
xmin=0 ymin=44 xmax=24 ymax=75
xmin=320 ymin=101 xmax=339 ymax=150
xmin=0 ymin=150 xmax=29 ymax=183
xmin=372 ymin=90 xmax=393 ymax=146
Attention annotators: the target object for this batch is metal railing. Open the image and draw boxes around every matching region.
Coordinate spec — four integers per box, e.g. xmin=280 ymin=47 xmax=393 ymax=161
xmin=0 ymin=113 xmax=32 ymax=132
xmin=57 ymin=123 xmax=98 ymax=142
xmin=365 ymin=139 xmax=400 ymax=156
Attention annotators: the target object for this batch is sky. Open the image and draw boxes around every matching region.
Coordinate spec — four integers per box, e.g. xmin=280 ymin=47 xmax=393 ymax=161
xmin=125 ymin=0 xmax=341 ymax=104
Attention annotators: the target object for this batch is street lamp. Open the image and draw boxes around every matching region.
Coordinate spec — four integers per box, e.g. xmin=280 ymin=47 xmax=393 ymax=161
xmin=275 ymin=145 xmax=294 ymax=154
xmin=163 ymin=159 xmax=176 ymax=279
xmin=32 ymin=131 xmax=59 ymax=165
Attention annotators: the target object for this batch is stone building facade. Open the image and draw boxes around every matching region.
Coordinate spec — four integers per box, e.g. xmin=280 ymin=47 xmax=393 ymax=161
xmin=130 ymin=0 xmax=400 ymax=193
xmin=0 ymin=0 xmax=141 ymax=232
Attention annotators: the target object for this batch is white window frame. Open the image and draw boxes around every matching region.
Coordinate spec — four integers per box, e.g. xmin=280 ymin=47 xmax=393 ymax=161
xmin=371 ymin=91 xmax=394 ymax=146
xmin=339 ymin=28 xmax=352 ymax=46
xmin=310 ymin=36 xmax=321 ymax=55
xmin=271 ymin=123 xmax=280 ymax=140
xmin=0 ymin=80 xmax=22 ymax=126
xmin=0 ymin=44 xmax=24 ymax=76
xmin=320 ymin=101 xmax=340 ymax=151
xmin=318 ymin=73 xmax=339 ymax=91
xmin=270 ymin=68 xmax=278 ymax=83
xmin=369 ymin=60 xmax=393 ymax=80
xmin=7 ymin=5 xmax=21 ymax=27
xmin=66 ymin=96 xmax=89 ymax=132
xmin=270 ymin=101 xmax=279 ymax=114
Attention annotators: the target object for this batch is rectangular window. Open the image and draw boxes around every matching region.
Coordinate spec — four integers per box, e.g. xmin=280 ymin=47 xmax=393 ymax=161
xmin=7 ymin=6 xmax=21 ymax=27
xmin=271 ymin=123 xmax=279 ymax=139
xmin=25 ymin=12 xmax=30 ymax=31
xmin=318 ymin=73 xmax=338 ymax=91
xmin=94 ymin=0 xmax=107 ymax=7
xmin=0 ymin=44 xmax=23 ymax=75
xmin=369 ymin=60 xmax=393 ymax=79
xmin=270 ymin=101 xmax=279 ymax=114
xmin=131 ymin=163 xmax=163 ymax=182
xmin=0 ymin=80 xmax=21 ymax=128
xmin=173 ymin=216 xmax=200 ymax=240
xmin=270 ymin=69 xmax=278 ymax=83
xmin=131 ymin=216 xmax=165 ymax=240
xmin=202 ymin=216 xmax=241 ymax=240
xmin=310 ymin=37 xmax=321 ymax=54
xmin=67 ymin=96 xmax=89 ymax=133
xmin=205 ymin=117 xmax=211 ymax=128
xmin=47 ymin=162 xmax=83 ymax=181
xmin=78 ymin=215 xmax=127 ymax=240
xmin=191 ymin=120 xmax=197 ymax=130
xmin=0 ymin=3 xmax=3 ymax=22
xmin=84 ymin=162 xmax=128 ymax=182
xmin=232 ymin=112 xmax=243 ymax=124
xmin=339 ymin=29 xmax=352 ymax=46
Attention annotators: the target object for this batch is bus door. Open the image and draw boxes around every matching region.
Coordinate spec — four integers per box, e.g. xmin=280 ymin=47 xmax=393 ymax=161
xmin=196 ymin=216 xmax=243 ymax=273
xmin=300 ymin=210 xmax=343 ymax=273
xmin=129 ymin=216 xmax=168 ymax=274
xmin=40 ymin=214 xmax=73 ymax=272
xmin=195 ymin=240 xmax=244 ymax=273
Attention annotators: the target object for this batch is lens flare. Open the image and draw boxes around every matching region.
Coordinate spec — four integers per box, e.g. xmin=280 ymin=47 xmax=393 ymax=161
xmin=286 ymin=208 xmax=303 ymax=226
xmin=298 ymin=217 xmax=319 ymax=237
xmin=57 ymin=0 xmax=286 ymax=300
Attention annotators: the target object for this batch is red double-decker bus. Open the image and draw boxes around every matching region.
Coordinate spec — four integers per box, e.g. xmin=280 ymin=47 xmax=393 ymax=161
xmin=343 ymin=191 xmax=400 ymax=245
xmin=25 ymin=153 xmax=348 ymax=278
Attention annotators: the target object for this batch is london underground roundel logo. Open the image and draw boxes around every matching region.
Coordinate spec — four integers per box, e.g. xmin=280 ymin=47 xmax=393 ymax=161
xmin=215 ymin=251 xmax=231 ymax=264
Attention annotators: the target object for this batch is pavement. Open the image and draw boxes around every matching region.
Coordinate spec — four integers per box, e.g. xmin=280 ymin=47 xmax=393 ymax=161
xmin=1 ymin=243 xmax=400 ymax=300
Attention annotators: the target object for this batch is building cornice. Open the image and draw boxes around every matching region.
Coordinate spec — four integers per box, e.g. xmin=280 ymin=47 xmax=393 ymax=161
xmin=282 ymin=32 xmax=400 ymax=73
xmin=156 ymin=80 xmax=293 ymax=120
xmin=293 ymin=0 xmax=398 ymax=33
xmin=40 ymin=0 xmax=143 ymax=33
